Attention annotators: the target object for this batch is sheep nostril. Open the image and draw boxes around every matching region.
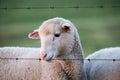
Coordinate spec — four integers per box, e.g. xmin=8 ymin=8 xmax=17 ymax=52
xmin=40 ymin=52 xmax=47 ymax=60
xmin=43 ymin=53 xmax=47 ymax=59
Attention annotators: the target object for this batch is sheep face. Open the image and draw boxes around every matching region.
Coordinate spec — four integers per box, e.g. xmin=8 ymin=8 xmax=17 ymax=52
xmin=29 ymin=18 xmax=75 ymax=61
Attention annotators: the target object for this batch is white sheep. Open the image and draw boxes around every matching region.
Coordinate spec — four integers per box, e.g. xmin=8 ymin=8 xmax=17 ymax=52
xmin=0 ymin=47 xmax=40 ymax=58
xmin=0 ymin=17 xmax=87 ymax=80
xmin=84 ymin=47 xmax=120 ymax=80
xmin=0 ymin=47 xmax=41 ymax=80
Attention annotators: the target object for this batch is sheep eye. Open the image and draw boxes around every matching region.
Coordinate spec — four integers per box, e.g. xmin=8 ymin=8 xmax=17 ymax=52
xmin=54 ymin=33 xmax=60 ymax=37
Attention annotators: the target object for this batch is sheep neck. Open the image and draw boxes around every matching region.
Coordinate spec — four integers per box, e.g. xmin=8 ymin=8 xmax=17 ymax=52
xmin=59 ymin=32 xmax=84 ymax=61
xmin=70 ymin=34 xmax=84 ymax=60
xmin=57 ymin=32 xmax=85 ymax=80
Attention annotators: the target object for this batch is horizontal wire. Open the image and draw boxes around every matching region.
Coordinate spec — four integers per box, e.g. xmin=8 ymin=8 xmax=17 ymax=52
xmin=0 ymin=57 xmax=41 ymax=60
xmin=0 ymin=6 xmax=120 ymax=10
xmin=85 ymin=59 xmax=120 ymax=61
xmin=0 ymin=57 xmax=120 ymax=61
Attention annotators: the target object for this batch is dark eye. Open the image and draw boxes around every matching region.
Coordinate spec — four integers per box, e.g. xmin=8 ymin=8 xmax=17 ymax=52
xmin=54 ymin=33 xmax=60 ymax=37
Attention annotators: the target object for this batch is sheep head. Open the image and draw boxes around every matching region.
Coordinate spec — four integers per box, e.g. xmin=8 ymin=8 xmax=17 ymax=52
xmin=29 ymin=17 xmax=76 ymax=61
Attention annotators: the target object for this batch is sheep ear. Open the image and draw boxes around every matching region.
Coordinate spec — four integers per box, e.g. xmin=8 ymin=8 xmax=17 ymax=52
xmin=28 ymin=29 xmax=39 ymax=39
xmin=62 ymin=23 xmax=72 ymax=32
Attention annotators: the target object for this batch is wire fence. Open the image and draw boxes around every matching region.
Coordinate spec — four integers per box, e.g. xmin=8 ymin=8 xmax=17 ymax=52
xmin=0 ymin=57 xmax=120 ymax=62
xmin=0 ymin=5 xmax=120 ymax=10
xmin=0 ymin=5 xmax=120 ymax=62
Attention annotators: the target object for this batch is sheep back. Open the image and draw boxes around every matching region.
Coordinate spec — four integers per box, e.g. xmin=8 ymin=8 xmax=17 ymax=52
xmin=85 ymin=47 xmax=120 ymax=80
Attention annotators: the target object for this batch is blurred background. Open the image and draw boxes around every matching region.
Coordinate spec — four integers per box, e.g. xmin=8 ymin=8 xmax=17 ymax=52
xmin=0 ymin=0 xmax=120 ymax=57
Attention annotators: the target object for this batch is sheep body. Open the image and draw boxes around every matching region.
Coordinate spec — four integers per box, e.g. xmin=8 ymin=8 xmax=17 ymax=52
xmin=0 ymin=47 xmax=40 ymax=58
xmin=85 ymin=47 xmax=120 ymax=80
xmin=0 ymin=47 xmax=69 ymax=80
xmin=0 ymin=17 xmax=87 ymax=80
xmin=0 ymin=47 xmax=42 ymax=80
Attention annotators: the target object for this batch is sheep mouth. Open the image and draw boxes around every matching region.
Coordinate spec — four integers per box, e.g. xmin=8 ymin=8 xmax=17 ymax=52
xmin=47 ymin=55 xmax=56 ymax=61
xmin=40 ymin=54 xmax=54 ymax=61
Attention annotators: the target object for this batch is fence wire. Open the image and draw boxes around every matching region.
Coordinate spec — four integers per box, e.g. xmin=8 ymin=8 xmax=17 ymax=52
xmin=0 ymin=5 xmax=120 ymax=61
xmin=0 ymin=6 xmax=120 ymax=10
xmin=0 ymin=57 xmax=120 ymax=62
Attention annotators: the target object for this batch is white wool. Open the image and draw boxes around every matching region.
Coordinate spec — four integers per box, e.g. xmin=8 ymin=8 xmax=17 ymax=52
xmin=85 ymin=47 xmax=120 ymax=80
xmin=0 ymin=47 xmax=40 ymax=58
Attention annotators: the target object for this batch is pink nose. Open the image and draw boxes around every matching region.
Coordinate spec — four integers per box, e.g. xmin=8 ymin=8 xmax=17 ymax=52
xmin=40 ymin=52 xmax=47 ymax=60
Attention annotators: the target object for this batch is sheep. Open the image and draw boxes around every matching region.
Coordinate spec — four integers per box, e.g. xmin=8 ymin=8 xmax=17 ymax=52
xmin=0 ymin=17 xmax=87 ymax=80
xmin=0 ymin=47 xmax=41 ymax=80
xmin=0 ymin=47 xmax=40 ymax=59
xmin=84 ymin=47 xmax=120 ymax=80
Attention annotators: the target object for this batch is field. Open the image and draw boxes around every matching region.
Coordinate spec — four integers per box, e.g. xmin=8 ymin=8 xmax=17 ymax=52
xmin=0 ymin=0 xmax=120 ymax=56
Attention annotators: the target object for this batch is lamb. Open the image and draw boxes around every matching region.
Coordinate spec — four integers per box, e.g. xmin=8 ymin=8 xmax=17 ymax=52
xmin=0 ymin=17 xmax=87 ymax=80
xmin=84 ymin=47 xmax=120 ymax=80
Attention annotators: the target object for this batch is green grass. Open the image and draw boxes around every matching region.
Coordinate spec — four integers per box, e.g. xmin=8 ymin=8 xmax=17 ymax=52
xmin=0 ymin=0 xmax=120 ymax=56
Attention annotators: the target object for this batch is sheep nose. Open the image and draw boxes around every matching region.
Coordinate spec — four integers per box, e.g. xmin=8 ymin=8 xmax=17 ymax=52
xmin=40 ymin=51 xmax=47 ymax=60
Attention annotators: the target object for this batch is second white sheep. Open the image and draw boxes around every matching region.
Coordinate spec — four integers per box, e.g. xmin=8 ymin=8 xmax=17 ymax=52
xmin=85 ymin=47 xmax=120 ymax=80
